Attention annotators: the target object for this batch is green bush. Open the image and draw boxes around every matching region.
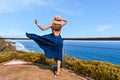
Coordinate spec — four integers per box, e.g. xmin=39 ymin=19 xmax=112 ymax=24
xmin=0 ymin=53 xmax=15 ymax=62
xmin=65 ymin=56 xmax=120 ymax=80
xmin=16 ymin=52 xmax=56 ymax=65
xmin=0 ymin=52 xmax=56 ymax=65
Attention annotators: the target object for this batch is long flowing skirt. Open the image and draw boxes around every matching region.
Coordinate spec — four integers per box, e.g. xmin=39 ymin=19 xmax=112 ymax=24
xmin=26 ymin=32 xmax=63 ymax=61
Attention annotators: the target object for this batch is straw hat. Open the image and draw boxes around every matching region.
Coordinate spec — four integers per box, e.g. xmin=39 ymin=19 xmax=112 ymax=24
xmin=53 ymin=16 xmax=62 ymax=24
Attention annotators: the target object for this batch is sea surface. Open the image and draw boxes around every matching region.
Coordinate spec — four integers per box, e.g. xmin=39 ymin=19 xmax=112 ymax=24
xmin=14 ymin=40 xmax=120 ymax=65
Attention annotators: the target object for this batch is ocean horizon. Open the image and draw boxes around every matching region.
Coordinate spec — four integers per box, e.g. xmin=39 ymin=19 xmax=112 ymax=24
xmin=14 ymin=40 xmax=120 ymax=65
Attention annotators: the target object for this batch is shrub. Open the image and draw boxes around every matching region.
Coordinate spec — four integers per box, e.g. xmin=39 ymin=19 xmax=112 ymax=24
xmin=16 ymin=52 xmax=56 ymax=65
xmin=65 ymin=56 xmax=120 ymax=80
xmin=0 ymin=53 xmax=15 ymax=62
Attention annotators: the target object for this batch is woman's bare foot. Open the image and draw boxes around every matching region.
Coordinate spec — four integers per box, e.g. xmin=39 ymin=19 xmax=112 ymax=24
xmin=54 ymin=70 xmax=60 ymax=78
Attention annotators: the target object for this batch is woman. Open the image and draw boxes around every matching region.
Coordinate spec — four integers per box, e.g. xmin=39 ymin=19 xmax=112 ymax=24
xmin=26 ymin=16 xmax=68 ymax=76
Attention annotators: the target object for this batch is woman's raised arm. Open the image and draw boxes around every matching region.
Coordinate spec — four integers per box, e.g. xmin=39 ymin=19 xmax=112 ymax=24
xmin=34 ymin=19 xmax=52 ymax=31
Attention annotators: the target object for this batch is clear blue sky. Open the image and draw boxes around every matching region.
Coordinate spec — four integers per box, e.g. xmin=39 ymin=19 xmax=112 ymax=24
xmin=0 ymin=0 xmax=120 ymax=38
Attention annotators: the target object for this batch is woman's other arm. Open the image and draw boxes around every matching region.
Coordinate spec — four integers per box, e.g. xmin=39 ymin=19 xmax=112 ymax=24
xmin=62 ymin=18 xmax=68 ymax=26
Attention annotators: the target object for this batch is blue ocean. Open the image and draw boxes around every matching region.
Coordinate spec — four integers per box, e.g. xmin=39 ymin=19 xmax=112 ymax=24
xmin=15 ymin=40 xmax=120 ymax=65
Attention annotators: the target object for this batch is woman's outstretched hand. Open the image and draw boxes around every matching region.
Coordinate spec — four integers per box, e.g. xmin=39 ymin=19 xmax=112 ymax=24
xmin=34 ymin=19 xmax=38 ymax=25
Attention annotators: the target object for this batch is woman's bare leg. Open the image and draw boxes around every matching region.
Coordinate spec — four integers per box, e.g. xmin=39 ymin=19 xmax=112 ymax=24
xmin=55 ymin=60 xmax=61 ymax=76
xmin=57 ymin=60 xmax=61 ymax=72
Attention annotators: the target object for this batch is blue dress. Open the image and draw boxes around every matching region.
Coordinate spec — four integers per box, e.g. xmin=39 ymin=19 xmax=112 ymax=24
xmin=26 ymin=32 xmax=63 ymax=61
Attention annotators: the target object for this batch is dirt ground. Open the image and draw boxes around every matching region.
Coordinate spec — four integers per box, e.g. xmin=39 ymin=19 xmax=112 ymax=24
xmin=0 ymin=60 xmax=87 ymax=80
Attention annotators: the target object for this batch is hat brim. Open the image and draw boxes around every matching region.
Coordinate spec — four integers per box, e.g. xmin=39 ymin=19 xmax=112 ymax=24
xmin=53 ymin=19 xmax=62 ymax=24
